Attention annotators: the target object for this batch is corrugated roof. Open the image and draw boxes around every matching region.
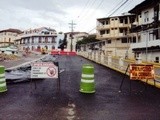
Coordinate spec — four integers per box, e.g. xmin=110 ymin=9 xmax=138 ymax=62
xmin=0 ymin=28 xmax=22 ymax=34
xmin=129 ymin=0 xmax=160 ymax=14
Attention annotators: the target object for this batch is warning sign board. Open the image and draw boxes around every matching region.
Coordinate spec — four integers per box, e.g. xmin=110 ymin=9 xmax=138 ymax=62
xmin=31 ymin=62 xmax=58 ymax=78
xmin=129 ymin=64 xmax=154 ymax=80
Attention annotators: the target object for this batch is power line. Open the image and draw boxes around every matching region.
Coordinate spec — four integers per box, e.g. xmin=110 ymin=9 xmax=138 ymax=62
xmin=76 ymin=0 xmax=97 ymax=23
xmin=78 ymin=0 xmax=105 ymax=24
xmin=105 ymin=0 xmax=124 ymax=16
xmin=108 ymin=0 xmax=129 ymax=17
xmin=76 ymin=0 xmax=91 ymax=19
xmin=87 ymin=0 xmax=129 ymax=33
xmin=118 ymin=0 xmax=133 ymax=14
xmin=77 ymin=0 xmax=105 ymax=32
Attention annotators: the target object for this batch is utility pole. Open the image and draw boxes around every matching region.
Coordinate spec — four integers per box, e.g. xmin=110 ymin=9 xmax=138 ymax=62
xmin=69 ymin=20 xmax=76 ymax=52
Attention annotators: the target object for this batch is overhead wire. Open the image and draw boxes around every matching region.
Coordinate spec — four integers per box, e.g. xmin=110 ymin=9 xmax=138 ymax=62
xmin=87 ymin=0 xmax=130 ymax=33
xmin=79 ymin=0 xmax=105 ymax=24
xmin=77 ymin=0 xmax=105 ymax=32
xmin=117 ymin=0 xmax=135 ymax=14
xmin=105 ymin=0 xmax=124 ymax=16
xmin=76 ymin=0 xmax=97 ymax=23
xmin=76 ymin=0 xmax=91 ymax=20
xmin=108 ymin=0 xmax=129 ymax=17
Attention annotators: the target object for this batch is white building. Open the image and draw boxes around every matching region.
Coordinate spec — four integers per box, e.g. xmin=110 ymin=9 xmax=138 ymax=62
xmin=0 ymin=28 xmax=22 ymax=47
xmin=15 ymin=27 xmax=57 ymax=52
xmin=129 ymin=0 xmax=160 ymax=63
xmin=65 ymin=32 xmax=88 ymax=52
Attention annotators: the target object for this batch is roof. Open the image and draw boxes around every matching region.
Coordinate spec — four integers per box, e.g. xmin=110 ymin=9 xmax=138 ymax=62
xmin=129 ymin=0 xmax=160 ymax=14
xmin=97 ymin=13 xmax=135 ymax=21
xmin=64 ymin=32 xmax=88 ymax=35
xmin=0 ymin=28 xmax=22 ymax=34
xmin=23 ymin=27 xmax=56 ymax=33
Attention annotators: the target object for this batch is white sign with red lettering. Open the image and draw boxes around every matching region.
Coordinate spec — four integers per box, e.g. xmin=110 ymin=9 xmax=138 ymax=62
xmin=31 ymin=62 xmax=58 ymax=78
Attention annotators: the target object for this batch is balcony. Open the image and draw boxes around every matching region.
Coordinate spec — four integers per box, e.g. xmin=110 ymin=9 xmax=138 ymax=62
xmin=97 ymin=25 xmax=110 ymax=30
xmin=131 ymin=39 xmax=160 ymax=49
xmin=118 ymin=23 xmax=130 ymax=28
xmin=19 ymin=33 xmax=57 ymax=38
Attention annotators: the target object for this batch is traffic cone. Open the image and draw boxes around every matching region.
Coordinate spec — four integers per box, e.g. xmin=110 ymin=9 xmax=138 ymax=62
xmin=80 ymin=64 xmax=95 ymax=93
xmin=0 ymin=66 xmax=7 ymax=92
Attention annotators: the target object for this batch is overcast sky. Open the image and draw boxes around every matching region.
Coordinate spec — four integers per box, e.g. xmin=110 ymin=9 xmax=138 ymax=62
xmin=0 ymin=0 xmax=145 ymax=33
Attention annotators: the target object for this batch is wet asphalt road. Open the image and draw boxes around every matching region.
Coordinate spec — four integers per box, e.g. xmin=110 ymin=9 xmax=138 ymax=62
xmin=1 ymin=55 xmax=160 ymax=120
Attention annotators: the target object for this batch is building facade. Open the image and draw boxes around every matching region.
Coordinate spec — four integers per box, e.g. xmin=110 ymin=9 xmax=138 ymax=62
xmin=15 ymin=27 xmax=57 ymax=52
xmin=0 ymin=29 xmax=22 ymax=47
xmin=129 ymin=0 xmax=160 ymax=63
xmin=65 ymin=32 xmax=88 ymax=52
xmin=96 ymin=13 xmax=136 ymax=58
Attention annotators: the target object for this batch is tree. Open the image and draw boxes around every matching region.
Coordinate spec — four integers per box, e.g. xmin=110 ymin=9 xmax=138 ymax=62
xmin=76 ymin=34 xmax=99 ymax=45
xmin=76 ymin=34 xmax=99 ymax=50
xmin=58 ymin=34 xmax=67 ymax=51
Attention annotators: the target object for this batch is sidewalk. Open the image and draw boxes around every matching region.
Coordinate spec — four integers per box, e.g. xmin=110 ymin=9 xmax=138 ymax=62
xmin=0 ymin=54 xmax=47 ymax=70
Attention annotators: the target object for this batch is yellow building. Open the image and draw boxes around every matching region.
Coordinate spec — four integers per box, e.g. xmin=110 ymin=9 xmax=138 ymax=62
xmin=96 ymin=13 xmax=137 ymax=58
xmin=0 ymin=29 xmax=22 ymax=47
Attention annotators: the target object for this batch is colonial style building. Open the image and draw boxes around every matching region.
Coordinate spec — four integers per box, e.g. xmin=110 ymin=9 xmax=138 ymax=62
xmin=0 ymin=28 xmax=22 ymax=47
xmin=129 ymin=0 xmax=160 ymax=63
xmin=96 ymin=13 xmax=136 ymax=58
xmin=65 ymin=32 xmax=88 ymax=52
xmin=15 ymin=27 xmax=57 ymax=52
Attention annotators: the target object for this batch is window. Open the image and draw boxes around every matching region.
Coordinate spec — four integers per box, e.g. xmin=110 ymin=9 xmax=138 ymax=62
xmin=121 ymin=38 xmax=127 ymax=43
xmin=119 ymin=29 xmax=123 ymax=33
xmin=27 ymin=39 xmax=30 ymax=43
xmin=52 ymin=45 xmax=55 ymax=49
xmin=107 ymin=40 xmax=111 ymax=44
xmin=45 ymin=46 xmax=48 ymax=50
xmin=32 ymin=37 xmax=34 ymax=43
xmin=106 ymin=30 xmax=110 ymax=34
xmin=39 ymin=37 xmax=42 ymax=43
xmin=52 ymin=37 xmax=56 ymax=43
xmin=32 ymin=46 xmax=34 ymax=50
xmin=155 ymin=57 xmax=159 ymax=63
xmin=120 ymin=18 xmax=123 ymax=23
xmin=102 ymin=21 xmax=105 ymax=25
xmin=132 ymin=37 xmax=136 ymax=43
xmin=106 ymin=20 xmax=109 ymax=24
xmin=124 ymin=18 xmax=128 ymax=24
xmin=100 ymin=30 xmax=105 ymax=35
xmin=45 ymin=37 xmax=48 ymax=43
xmin=9 ymin=38 xmax=11 ymax=42
xmin=144 ymin=11 xmax=149 ymax=22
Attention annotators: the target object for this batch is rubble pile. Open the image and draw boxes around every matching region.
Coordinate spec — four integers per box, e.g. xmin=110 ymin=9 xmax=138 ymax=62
xmin=0 ymin=53 xmax=19 ymax=61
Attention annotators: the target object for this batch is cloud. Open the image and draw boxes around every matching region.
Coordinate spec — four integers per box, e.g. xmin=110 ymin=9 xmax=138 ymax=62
xmin=0 ymin=0 xmax=66 ymax=14
xmin=0 ymin=0 xmax=145 ymax=33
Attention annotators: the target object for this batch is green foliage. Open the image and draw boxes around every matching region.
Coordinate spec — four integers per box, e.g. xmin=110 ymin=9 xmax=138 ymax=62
xmin=76 ymin=35 xmax=99 ymax=45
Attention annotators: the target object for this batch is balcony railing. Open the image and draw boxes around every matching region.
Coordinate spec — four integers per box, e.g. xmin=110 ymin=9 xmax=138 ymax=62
xmin=131 ymin=39 xmax=160 ymax=49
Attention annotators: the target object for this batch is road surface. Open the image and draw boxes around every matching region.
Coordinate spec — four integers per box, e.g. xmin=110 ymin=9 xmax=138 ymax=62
xmin=0 ymin=55 xmax=160 ymax=120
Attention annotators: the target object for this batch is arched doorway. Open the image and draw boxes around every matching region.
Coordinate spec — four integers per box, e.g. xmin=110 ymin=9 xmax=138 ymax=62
xmin=37 ymin=46 xmax=41 ymax=52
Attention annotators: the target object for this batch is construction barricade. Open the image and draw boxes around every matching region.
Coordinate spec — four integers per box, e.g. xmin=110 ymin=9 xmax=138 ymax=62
xmin=0 ymin=66 xmax=7 ymax=92
xmin=80 ymin=64 xmax=95 ymax=93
